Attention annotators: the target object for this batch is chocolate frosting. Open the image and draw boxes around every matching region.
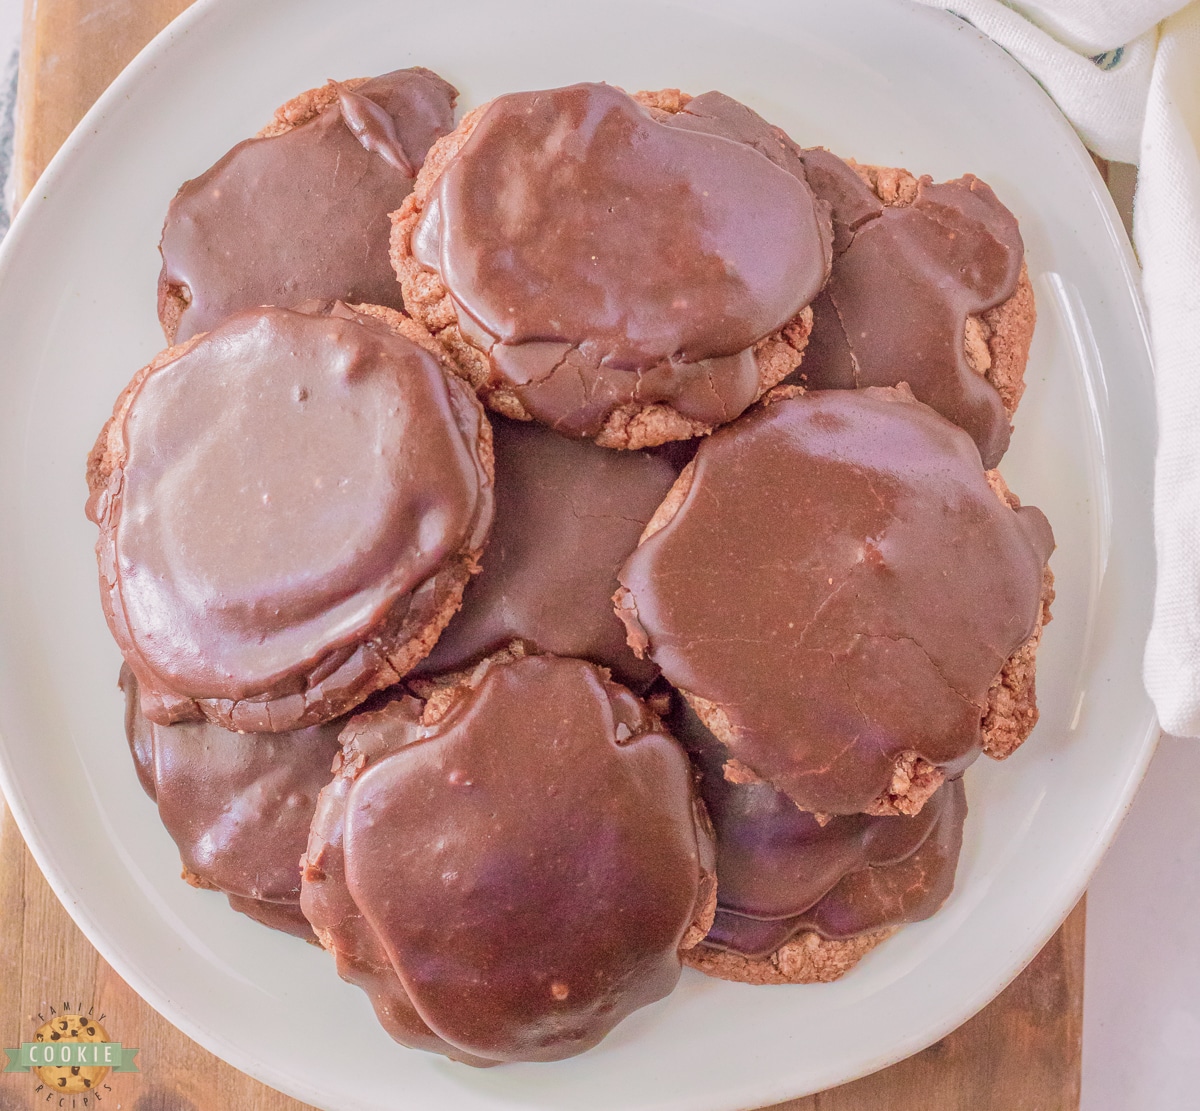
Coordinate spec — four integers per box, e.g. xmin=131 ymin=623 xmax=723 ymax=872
xmin=670 ymin=698 xmax=965 ymax=959
xmin=225 ymin=896 xmax=314 ymax=940
xmin=90 ymin=304 xmax=493 ymax=732
xmin=303 ymin=654 xmax=713 ymax=1063
xmin=792 ymin=148 xmax=1024 ymax=468
xmin=413 ymin=418 xmax=679 ymax=688
xmin=159 ymin=68 xmax=455 ymax=342
xmin=300 ymin=721 xmax=493 ymax=1066
xmin=616 ymin=387 xmax=1053 ymax=815
xmin=121 ymin=665 xmax=339 ymax=939
xmin=704 ymin=777 xmax=966 ymax=957
xmin=413 ymin=84 xmax=831 ymax=436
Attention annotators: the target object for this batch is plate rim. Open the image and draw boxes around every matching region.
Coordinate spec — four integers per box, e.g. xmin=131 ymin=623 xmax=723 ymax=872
xmin=0 ymin=0 xmax=1161 ymax=1107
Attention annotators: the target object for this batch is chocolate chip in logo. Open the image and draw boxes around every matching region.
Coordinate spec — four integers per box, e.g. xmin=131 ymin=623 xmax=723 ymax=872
xmin=50 ymin=1032 xmax=60 ymax=1041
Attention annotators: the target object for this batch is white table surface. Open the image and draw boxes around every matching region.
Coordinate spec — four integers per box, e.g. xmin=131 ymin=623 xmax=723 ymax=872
xmin=0 ymin=4 xmax=1189 ymax=1106
xmin=1083 ymin=732 xmax=1199 ymax=1111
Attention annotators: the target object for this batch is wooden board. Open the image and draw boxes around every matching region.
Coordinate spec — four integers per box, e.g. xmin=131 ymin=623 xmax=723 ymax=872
xmin=0 ymin=2 xmax=1086 ymax=1107
xmin=0 ymin=807 xmax=314 ymax=1111
xmin=0 ymin=803 xmax=1086 ymax=1111
xmin=11 ymin=0 xmax=194 ymax=205
xmin=768 ymin=901 xmax=1084 ymax=1111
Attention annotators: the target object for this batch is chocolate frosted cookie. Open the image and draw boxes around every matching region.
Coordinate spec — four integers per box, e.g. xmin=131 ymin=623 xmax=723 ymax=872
xmin=87 ymin=302 xmax=494 ymax=733
xmin=616 ymin=386 xmax=1054 ymax=817
xmin=300 ymin=652 xmax=716 ymax=1064
xmin=158 ymin=68 xmax=456 ymax=344
xmin=411 ymin=418 xmax=680 ymax=690
xmin=121 ymin=665 xmax=339 ymax=939
xmin=671 ymin=700 xmax=965 ymax=984
xmin=788 ymin=148 xmax=1034 ymax=469
xmin=391 ymin=83 xmax=832 ymax=448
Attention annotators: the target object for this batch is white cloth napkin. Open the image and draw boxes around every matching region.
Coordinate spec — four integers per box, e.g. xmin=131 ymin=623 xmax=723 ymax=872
xmin=914 ymin=0 xmax=1200 ymax=736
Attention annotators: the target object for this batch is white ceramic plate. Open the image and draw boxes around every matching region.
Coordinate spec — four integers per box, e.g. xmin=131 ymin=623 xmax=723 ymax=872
xmin=0 ymin=0 xmax=1157 ymax=1108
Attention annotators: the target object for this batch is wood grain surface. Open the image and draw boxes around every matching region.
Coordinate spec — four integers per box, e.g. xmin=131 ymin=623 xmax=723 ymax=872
xmin=12 ymin=0 xmax=193 ymax=205
xmin=0 ymin=1 xmax=1086 ymax=1108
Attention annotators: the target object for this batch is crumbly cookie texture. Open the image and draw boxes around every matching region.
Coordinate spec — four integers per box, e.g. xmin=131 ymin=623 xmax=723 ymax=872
xmin=627 ymin=389 xmax=1053 ymax=818
xmin=405 ymin=640 xmax=531 ymax=717
xmin=981 ymin=471 xmax=1056 ymax=759
xmin=683 ymin=688 xmax=947 ymax=820
xmin=849 ymin=159 xmax=1037 ymax=421
xmin=256 ymin=76 xmax=370 ymax=139
xmin=88 ymin=304 xmax=492 ymax=733
xmin=388 ymin=89 xmax=816 ymax=449
xmin=682 ymin=928 xmax=895 ymax=985
xmin=862 ymin=751 xmax=947 ymax=818
xmin=158 ymin=273 xmax=195 ymax=350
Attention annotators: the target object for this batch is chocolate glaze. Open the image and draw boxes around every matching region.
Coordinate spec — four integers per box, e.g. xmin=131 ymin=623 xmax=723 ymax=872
xmin=671 ymin=700 xmax=941 ymax=918
xmin=413 ymin=84 xmax=831 ymax=436
xmin=300 ymin=718 xmax=493 ymax=1066
xmin=89 ymin=303 xmax=494 ymax=732
xmin=704 ymin=777 xmax=966 ymax=957
xmin=121 ymin=665 xmax=339 ymax=939
xmin=333 ymin=82 xmax=416 ymax=175
xmin=670 ymin=698 xmax=965 ymax=959
xmin=791 ymin=148 xmax=1024 ymax=468
xmin=159 ymin=68 xmax=455 ymax=342
xmin=225 ymin=896 xmax=314 ymax=940
xmin=302 ymin=654 xmax=713 ymax=1064
xmin=412 ymin=418 xmax=679 ymax=689
xmin=616 ymin=387 xmax=1053 ymax=815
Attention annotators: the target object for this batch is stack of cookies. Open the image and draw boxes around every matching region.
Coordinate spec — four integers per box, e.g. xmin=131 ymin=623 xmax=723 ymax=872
xmin=85 ymin=69 xmax=1053 ymax=1066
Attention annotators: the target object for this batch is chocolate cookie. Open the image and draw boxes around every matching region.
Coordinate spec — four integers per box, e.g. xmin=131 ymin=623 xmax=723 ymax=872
xmin=87 ymin=301 xmax=494 ymax=733
xmin=411 ymin=418 xmax=680 ymax=690
xmin=787 ymin=148 xmax=1034 ymax=469
xmin=391 ymin=84 xmax=832 ymax=448
xmin=158 ymin=68 xmax=456 ymax=344
xmin=121 ymin=665 xmax=339 ymax=939
xmin=300 ymin=652 xmax=716 ymax=1064
xmin=616 ymin=386 xmax=1053 ymax=817
xmin=671 ymin=699 xmax=966 ymax=984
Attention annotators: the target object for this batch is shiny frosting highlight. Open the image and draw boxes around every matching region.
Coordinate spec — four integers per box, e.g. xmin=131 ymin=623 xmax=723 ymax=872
xmin=303 ymin=654 xmax=713 ymax=1063
xmin=672 ymin=700 xmax=965 ymax=959
xmin=617 ymin=387 xmax=1053 ymax=814
xmin=413 ymin=83 xmax=831 ymax=436
xmin=122 ymin=665 xmax=339 ymax=938
xmin=794 ymin=148 xmax=1024 ymax=468
xmin=159 ymin=68 xmax=455 ymax=342
xmin=91 ymin=304 xmax=493 ymax=732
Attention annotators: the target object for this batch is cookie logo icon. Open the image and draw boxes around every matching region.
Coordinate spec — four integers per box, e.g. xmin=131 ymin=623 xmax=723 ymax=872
xmin=30 ymin=1014 xmax=111 ymax=1093
xmin=4 ymin=1006 xmax=138 ymax=1100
